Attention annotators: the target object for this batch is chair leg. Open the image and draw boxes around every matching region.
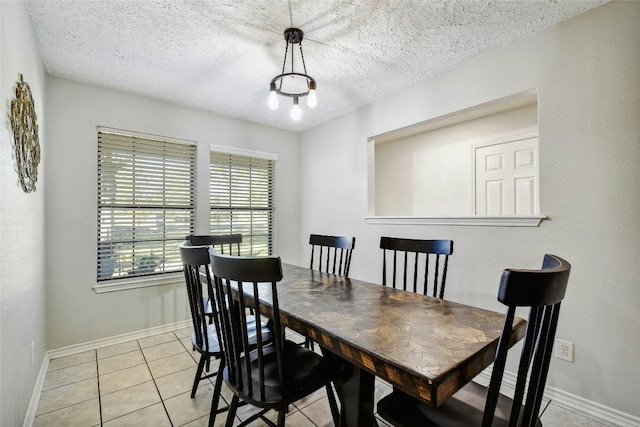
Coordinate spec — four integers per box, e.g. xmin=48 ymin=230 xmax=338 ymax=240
xmin=192 ymin=354 xmax=207 ymax=398
xmin=326 ymin=383 xmax=340 ymax=427
xmin=304 ymin=337 xmax=315 ymax=351
xmin=276 ymin=409 xmax=286 ymax=427
xmin=303 ymin=337 xmax=315 ymax=351
xmin=225 ymin=395 xmax=240 ymax=427
xmin=208 ymin=360 xmax=226 ymax=427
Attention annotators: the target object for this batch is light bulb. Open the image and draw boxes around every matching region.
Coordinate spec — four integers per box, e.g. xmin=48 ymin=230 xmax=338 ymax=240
xmin=268 ymin=83 xmax=278 ymax=110
xmin=307 ymin=88 xmax=317 ymax=108
xmin=291 ymin=97 xmax=301 ymax=121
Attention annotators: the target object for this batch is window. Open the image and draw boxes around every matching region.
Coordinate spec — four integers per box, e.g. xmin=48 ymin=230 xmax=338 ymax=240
xmin=97 ymin=128 xmax=196 ymax=282
xmin=210 ymin=149 xmax=275 ymax=256
xmin=367 ymin=90 xmax=545 ymax=226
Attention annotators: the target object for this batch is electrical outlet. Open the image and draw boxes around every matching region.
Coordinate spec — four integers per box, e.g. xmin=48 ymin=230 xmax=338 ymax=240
xmin=555 ymin=339 xmax=574 ymax=362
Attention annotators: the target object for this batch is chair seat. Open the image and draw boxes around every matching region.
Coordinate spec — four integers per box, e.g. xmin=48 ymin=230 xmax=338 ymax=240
xmin=224 ymin=339 xmax=334 ymax=407
xmin=191 ymin=323 xmax=221 ymax=354
xmin=192 ymin=315 xmax=272 ymax=355
xmin=377 ymin=381 xmax=542 ymax=427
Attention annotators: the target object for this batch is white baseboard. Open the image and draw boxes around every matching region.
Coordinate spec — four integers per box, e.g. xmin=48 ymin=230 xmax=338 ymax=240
xmin=46 ymin=319 xmax=192 ymax=359
xmin=22 ymin=319 xmax=192 ymax=427
xmin=476 ymin=370 xmax=640 ymax=427
xmin=22 ymin=353 xmax=50 ymax=427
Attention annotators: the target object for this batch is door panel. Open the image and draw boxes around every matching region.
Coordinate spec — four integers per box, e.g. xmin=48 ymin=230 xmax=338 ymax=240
xmin=515 ymin=176 xmax=535 ymax=215
xmin=475 ymin=136 xmax=538 ymax=215
xmin=485 ymin=180 xmax=504 ymax=215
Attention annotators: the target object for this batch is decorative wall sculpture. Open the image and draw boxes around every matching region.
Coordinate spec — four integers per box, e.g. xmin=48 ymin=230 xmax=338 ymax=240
xmin=9 ymin=73 xmax=41 ymax=193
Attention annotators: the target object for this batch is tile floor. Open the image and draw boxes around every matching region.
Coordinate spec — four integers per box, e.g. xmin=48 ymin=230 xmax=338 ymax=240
xmin=33 ymin=328 xmax=608 ymax=427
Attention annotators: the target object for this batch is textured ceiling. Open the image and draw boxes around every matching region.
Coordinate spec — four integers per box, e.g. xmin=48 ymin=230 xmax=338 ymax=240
xmin=27 ymin=0 xmax=606 ymax=132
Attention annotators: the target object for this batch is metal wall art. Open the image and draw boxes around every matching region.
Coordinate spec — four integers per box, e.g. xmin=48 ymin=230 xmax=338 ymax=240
xmin=9 ymin=74 xmax=41 ymax=193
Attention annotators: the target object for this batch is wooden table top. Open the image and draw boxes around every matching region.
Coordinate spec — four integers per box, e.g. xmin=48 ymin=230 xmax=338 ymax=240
xmin=268 ymin=263 xmax=527 ymax=407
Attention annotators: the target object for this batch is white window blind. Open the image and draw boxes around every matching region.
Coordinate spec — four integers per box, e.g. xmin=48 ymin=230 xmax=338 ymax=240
xmin=210 ymin=151 xmax=275 ymax=256
xmin=97 ymin=129 xmax=196 ymax=281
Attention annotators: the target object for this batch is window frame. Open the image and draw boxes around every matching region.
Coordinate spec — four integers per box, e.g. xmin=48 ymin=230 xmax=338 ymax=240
xmin=94 ymin=127 xmax=197 ymax=293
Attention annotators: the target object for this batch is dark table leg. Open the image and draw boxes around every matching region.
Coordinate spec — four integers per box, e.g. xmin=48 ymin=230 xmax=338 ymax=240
xmin=322 ymin=349 xmax=379 ymax=427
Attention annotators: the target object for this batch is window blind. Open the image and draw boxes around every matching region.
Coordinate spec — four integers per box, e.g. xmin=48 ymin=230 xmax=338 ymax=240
xmin=97 ymin=129 xmax=196 ymax=281
xmin=210 ymin=151 xmax=275 ymax=256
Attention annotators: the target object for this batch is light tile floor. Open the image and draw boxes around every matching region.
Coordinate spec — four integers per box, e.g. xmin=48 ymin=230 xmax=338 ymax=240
xmin=34 ymin=328 xmax=608 ymax=426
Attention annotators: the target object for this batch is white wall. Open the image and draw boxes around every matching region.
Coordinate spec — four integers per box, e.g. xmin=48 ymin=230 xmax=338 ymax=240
xmin=45 ymin=77 xmax=300 ymax=349
xmin=0 ymin=2 xmax=48 ymax=425
xmin=300 ymin=1 xmax=640 ymax=419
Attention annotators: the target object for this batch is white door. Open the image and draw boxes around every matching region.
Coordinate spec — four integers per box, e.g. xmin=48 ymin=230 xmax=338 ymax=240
xmin=474 ymin=136 xmax=538 ymax=215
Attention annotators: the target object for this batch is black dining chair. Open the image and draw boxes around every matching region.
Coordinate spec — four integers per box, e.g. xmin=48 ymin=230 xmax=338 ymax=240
xmin=377 ymin=254 xmax=571 ymax=427
xmin=380 ymin=237 xmax=453 ymax=298
xmin=185 ymin=234 xmax=243 ymax=322
xmin=186 ymin=233 xmax=243 ymax=255
xmin=309 ymin=234 xmax=356 ymax=277
xmin=209 ymin=250 xmax=340 ymax=427
xmin=180 ymin=242 xmax=272 ymax=427
xmin=303 ymin=233 xmax=356 ymax=350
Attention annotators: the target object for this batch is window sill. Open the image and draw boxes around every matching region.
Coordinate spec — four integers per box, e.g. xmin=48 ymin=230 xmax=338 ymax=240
xmin=364 ymin=215 xmax=546 ymax=227
xmin=93 ymin=273 xmax=183 ymax=294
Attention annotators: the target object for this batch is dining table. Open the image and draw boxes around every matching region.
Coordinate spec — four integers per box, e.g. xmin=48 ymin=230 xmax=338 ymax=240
xmin=228 ymin=262 xmax=527 ymax=427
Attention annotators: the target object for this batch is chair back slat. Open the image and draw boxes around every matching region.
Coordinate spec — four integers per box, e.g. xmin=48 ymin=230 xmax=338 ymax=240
xmin=186 ymin=234 xmax=242 ymax=256
xmin=482 ymin=254 xmax=571 ymax=427
xmin=209 ymin=250 xmax=286 ymax=405
xmin=521 ymin=302 xmax=561 ymax=425
xmin=251 ymin=281 xmax=267 ymax=400
xmin=413 ymin=252 xmax=419 ymax=293
xmin=438 ymin=254 xmax=450 ymax=299
xmin=380 ymin=237 xmax=453 ymax=298
xmin=309 ymin=234 xmax=356 ymax=277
